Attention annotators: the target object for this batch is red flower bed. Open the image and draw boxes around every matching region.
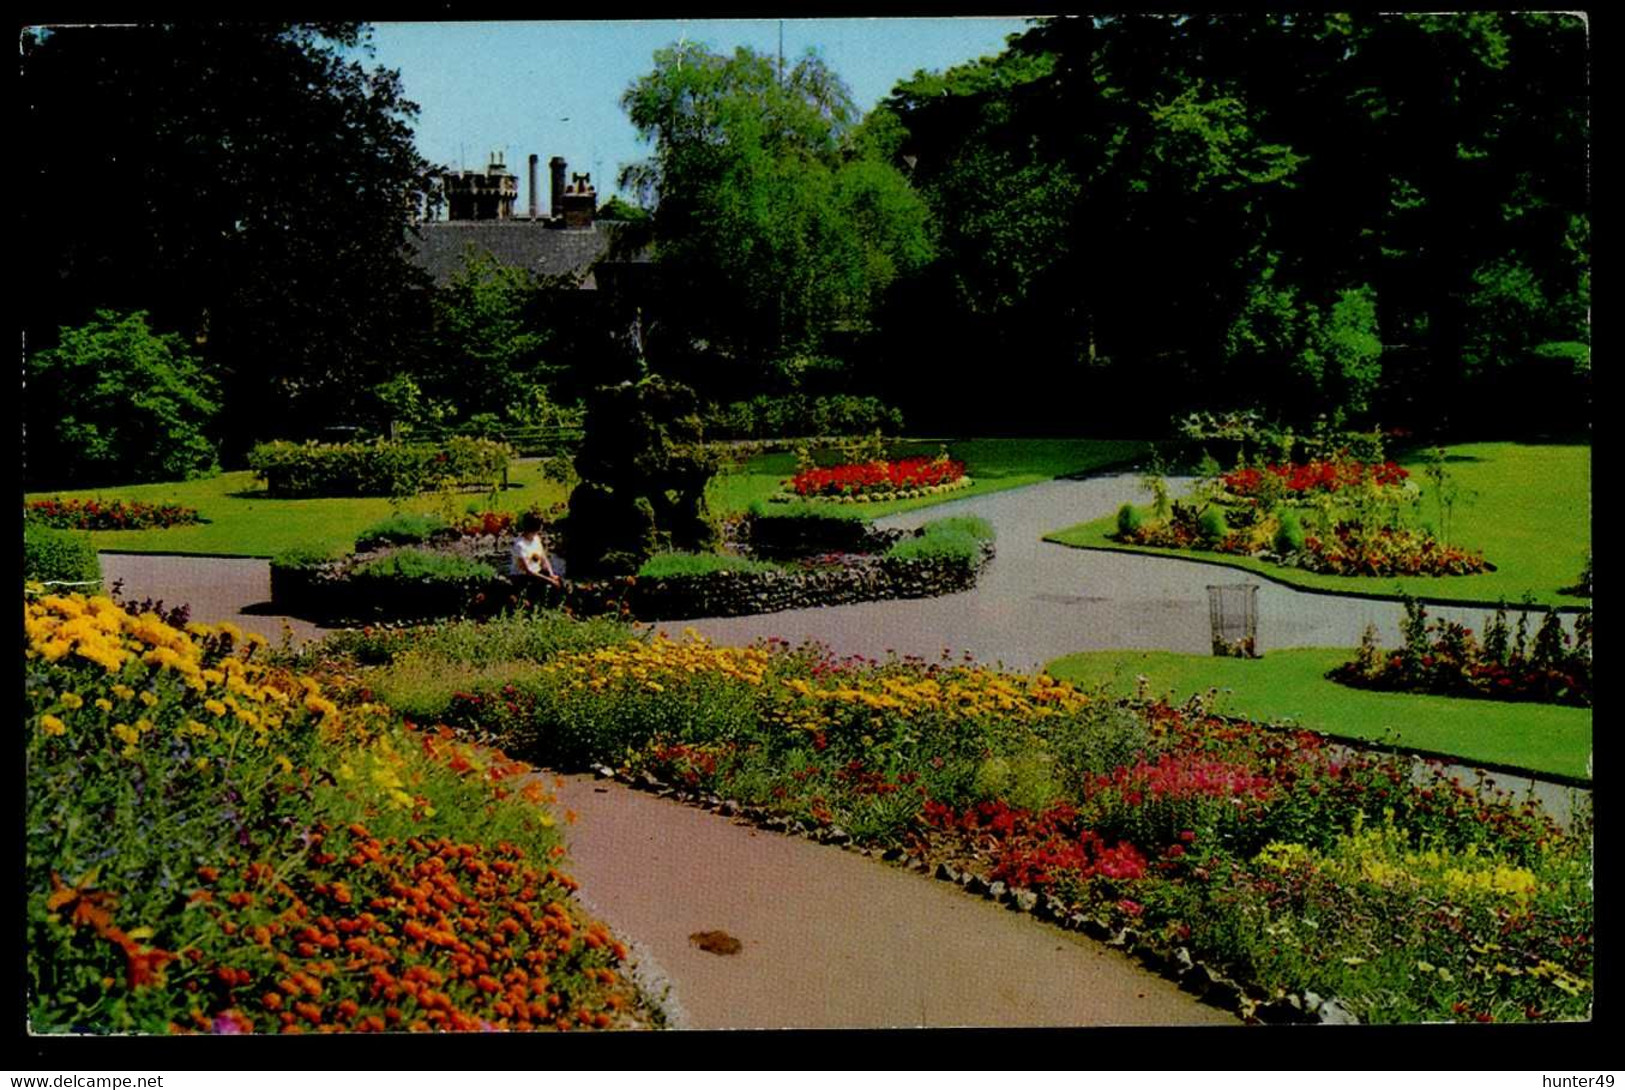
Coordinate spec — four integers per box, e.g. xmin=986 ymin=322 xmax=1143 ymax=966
xmin=25 ymin=497 xmax=204 ymax=531
xmin=1223 ymin=459 xmax=1409 ymax=498
xmin=791 ymin=456 xmax=966 ymax=499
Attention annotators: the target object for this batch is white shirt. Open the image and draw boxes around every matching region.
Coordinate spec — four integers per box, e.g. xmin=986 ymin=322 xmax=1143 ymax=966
xmin=510 ymin=533 xmax=548 ymax=576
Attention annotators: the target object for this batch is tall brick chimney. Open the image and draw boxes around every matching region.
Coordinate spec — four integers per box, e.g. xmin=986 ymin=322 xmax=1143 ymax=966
xmin=549 ymin=156 xmax=566 ymax=221
xmin=528 ymin=154 xmax=539 ymax=220
xmin=561 ymin=172 xmax=596 ymax=229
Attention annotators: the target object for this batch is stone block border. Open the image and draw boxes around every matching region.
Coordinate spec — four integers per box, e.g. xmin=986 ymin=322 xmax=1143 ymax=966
xmin=271 ymin=539 xmax=994 ymax=625
xmin=598 ymin=762 xmax=1361 ymax=1027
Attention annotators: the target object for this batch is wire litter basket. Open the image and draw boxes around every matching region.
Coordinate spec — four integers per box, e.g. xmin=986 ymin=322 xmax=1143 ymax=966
xmin=1207 ymin=583 xmax=1260 ymax=658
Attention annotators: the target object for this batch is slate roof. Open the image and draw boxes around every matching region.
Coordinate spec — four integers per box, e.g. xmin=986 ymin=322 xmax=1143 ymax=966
xmin=407 ymin=220 xmax=646 ymax=289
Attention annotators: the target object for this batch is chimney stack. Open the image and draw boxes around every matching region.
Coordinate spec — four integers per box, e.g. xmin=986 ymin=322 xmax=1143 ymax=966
xmin=561 ymin=172 xmax=597 ymax=229
xmin=528 ymin=154 xmax=539 ymax=220
xmin=550 ymin=156 xmax=567 ymax=221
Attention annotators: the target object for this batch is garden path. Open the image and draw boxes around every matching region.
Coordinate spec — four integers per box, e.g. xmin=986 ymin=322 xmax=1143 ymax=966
xmin=658 ymin=473 xmax=1537 ymax=670
xmin=547 ymin=771 xmax=1239 ymax=1029
xmin=98 ymin=552 xmax=332 ymax=648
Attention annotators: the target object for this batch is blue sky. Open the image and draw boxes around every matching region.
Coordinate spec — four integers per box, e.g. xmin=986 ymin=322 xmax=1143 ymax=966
xmin=360 ymin=18 xmax=1034 ymax=204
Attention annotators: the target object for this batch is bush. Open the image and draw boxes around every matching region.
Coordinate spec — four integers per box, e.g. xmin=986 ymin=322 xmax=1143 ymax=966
xmin=23 ymin=522 xmax=100 ymax=586
xmin=355 ymin=511 xmax=449 ymax=551
xmin=269 ymin=544 xmax=341 ymax=572
xmin=637 ymin=553 xmax=782 ymax=579
xmin=920 ymin=515 xmax=995 ymax=543
xmin=885 ymin=528 xmax=981 ymax=565
xmin=25 ymin=310 xmax=219 ymax=488
xmin=352 ymin=549 xmax=497 ymax=584
xmin=1116 ymin=503 xmax=1145 ymax=536
xmin=702 ymin=394 xmax=904 ymax=440
xmin=1197 ymin=506 xmax=1229 ymax=543
xmin=247 ymin=436 xmax=511 ymax=498
xmin=1273 ymin=510 xmax=1306 ymax=554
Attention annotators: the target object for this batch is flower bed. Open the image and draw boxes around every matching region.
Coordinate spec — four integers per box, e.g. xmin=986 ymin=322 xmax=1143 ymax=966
xmin=787 ymin=455 xmax=969 ymax=502
xmin=271 ymin=515 xmax=993 ymax=625
xmin=1221 ymin=459 xmax=1410 ymax=500
xmin=421 ymin=628 xmax=1591 ymax=1024
xmin=26 ymin=497 xmax=204 ymax=531
xmin=1330 ymin=598 xmax=1592 ymax=707
xmin=24 ymin=591 xmax=653 ymax=1033
xmin=1117 ymin=504 xmax=1494 ymax=579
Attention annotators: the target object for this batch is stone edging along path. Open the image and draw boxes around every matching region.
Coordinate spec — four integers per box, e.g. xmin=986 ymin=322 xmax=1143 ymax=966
xmin=575 ymin=764 xmax=1339 ymax=1027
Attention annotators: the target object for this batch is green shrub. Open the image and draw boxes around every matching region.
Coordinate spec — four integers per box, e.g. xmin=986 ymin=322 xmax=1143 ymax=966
xmin=25 ymin=309 xmax=219 ymax=488
xmin=702 ymin=394 xmax=904 ymax=440
xmin=886 ymin=528 xmax=980 ymax=565
xmin=1117 ymin=503 xmax=1145 ymax=536
xmin=747 ymin=499 xmax=866 ymax=521
xmin=270 ymin=544 xmax=342 ymax=572
xmin=352 ymin=549 xmax=497 ymax=583
xmin=248 ymin=436 xmax=511 ymax=498
xmin=1274 ymin=510 xmax=1306 ymax=554
xmin=23 ymin=522 xmax=100 ymax=586
xmin=1197 ymin=506 xmax=1229 ymax=543
xmin=919 ymin=515 xmax=995 ymax=543
xmin=355 ymin=511 xmax=448 ymax=551
xmin=637 ymin=553 xmax=782 ymax=579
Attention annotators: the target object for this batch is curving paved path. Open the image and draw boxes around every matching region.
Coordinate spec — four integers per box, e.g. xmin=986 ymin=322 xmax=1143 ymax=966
xmin=549 ymin=773 xmax=1237 ymax=1029
xmin=91 ymin=473 xmax=1586 ymax=1027
xmin=656 ymin=474 xmax=1557 ymax=670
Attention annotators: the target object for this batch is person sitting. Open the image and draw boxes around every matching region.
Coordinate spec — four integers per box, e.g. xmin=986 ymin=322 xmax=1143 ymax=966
xmin=509 ymin=510 xmax=563 ymax=598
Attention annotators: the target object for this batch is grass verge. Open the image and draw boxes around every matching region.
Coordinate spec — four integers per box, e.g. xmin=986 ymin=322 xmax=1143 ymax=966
xmin=1043 ymin=442 xmax=1590 ymax=608
xmin=709 ymin=437 xmax=1150 ymax=518
xmin=1046 ymin=647 xmax=1592 ymax=782
xmin=23 ymin=462 xmax=570 ymax=559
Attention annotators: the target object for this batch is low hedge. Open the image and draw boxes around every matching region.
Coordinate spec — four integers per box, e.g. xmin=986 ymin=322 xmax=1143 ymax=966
xmin=702 ymin=394 xmax=904 ymax=440
xmin=354 ymin=511 xmax=450 ymax=551
xmin=248 ymin=436 xmax=512 ymax=498
xmin=23 ymin=522 xmax=101 ymax=587
xmin=744 ymin=503 xmax=898 ymax=558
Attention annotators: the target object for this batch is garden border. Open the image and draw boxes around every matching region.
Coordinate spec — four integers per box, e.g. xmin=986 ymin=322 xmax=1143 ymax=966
xmin=1042 ymin=539 xmax=1592 ymax=614
xmin=589 ymin=764 xmax=1340 ymax=1026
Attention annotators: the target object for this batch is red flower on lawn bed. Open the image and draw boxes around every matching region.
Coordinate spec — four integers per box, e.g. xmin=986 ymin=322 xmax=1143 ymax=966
xmin=25 ymin=497 xmax=204 ymax=531
xmin=791 ymin=456 xmax=966 ymax=499
xmin=1223 ymin=459 xmax=1408 ymax=498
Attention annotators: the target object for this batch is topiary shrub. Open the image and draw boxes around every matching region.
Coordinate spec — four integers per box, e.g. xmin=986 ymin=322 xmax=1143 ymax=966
xmin=23 ymin=522 xmax=100 ymax=586
xmin=1116 ymin=503 xmax=1145 ymax=536
xmin=1197 ymin=505 xmax=1229 ymax=544
xmin=567 ymin=376 xmax=719 ymax=576
xmin=1273 ymin=510 xmax=1306 ymax=554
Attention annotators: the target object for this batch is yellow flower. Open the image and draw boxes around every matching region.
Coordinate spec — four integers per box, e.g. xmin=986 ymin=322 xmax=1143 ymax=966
xmin=218 ymin=622 xmax=245 ymax=643
xmin=39 ymin=715 xmax=67 ymax=737
xmin=112 ymin=723 xmax=141 ymax=746
xmin=139 ymin=690 xmax=159 ymax=707
xmin=274 ymin=755 xmax=293 ymax=775
xmin=59 ymin=692 xmax=84 ymax=710
xmin=111 ymin=684 xmax=136 ymax=702
xmin=203 ymin=699 xmax=227 ymax=717
xmin=94 ymin=698 xmax=113 ymax=712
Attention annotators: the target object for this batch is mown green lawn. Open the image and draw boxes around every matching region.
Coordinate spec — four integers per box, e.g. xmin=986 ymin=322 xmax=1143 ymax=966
xmin=1043 ymin=441 xmax=1591 ymax=608
xmin=1047 ymin=647 xmax=1592 ymax=782
xmin=709 ymin=437 xmax=1150 ymax=518
xmin=24 ymin=463 xmax=571 ymax=559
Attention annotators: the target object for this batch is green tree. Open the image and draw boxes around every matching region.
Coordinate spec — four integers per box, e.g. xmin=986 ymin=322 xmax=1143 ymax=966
xmin=620 ymin=43 xmax=933 ymax=387
xmin=425 ymin=251 xmax=561 ymax=426
xmin=21 ymin=23 xmax=436 ymax=451
xmin=26 ymin=310 xmax=220 ymax=487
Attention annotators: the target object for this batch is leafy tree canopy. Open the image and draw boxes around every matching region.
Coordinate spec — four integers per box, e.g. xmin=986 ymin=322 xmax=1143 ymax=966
xmin=21 ymin=23 xmax=436 ymax=451
xmin=619 ymin=43 xmax=933 ymax=384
